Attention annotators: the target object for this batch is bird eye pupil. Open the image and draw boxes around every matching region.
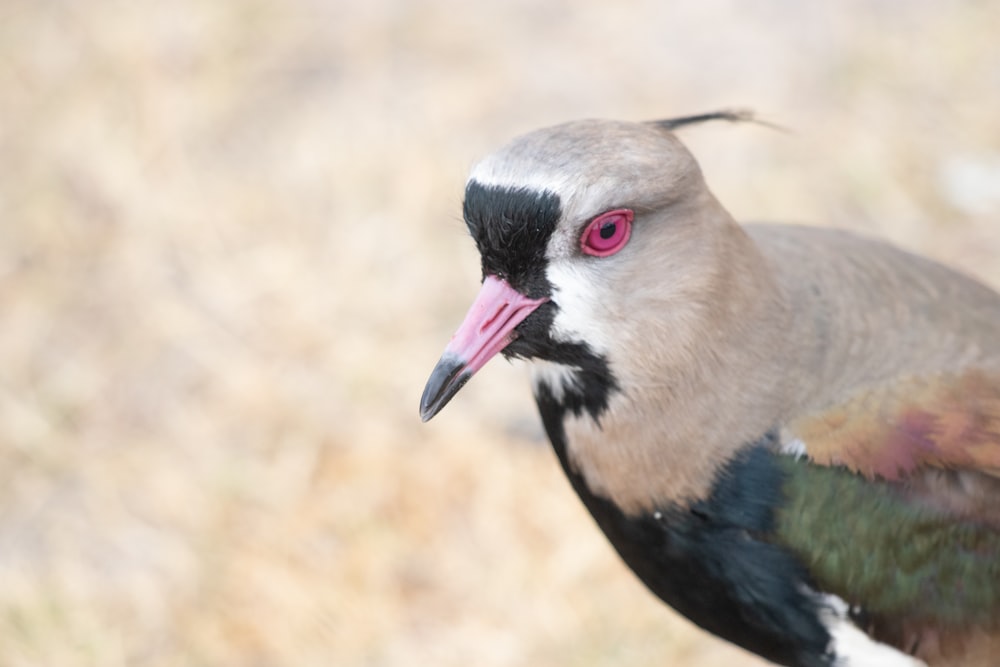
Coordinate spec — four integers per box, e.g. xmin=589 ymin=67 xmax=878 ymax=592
xmin=599 ymin=222 xmax=617 ymax=240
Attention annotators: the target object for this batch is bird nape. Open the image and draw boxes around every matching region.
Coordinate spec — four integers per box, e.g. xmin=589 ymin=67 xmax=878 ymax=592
xmin=419 ymin=113 xmax=1000 ymax=667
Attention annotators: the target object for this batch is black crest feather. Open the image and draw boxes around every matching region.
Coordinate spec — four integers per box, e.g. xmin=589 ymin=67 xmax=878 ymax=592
xmin=651 ymin=109 xmax=785 ymax=133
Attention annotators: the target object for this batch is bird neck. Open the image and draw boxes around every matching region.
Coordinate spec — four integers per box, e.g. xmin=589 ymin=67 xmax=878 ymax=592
xmin=535 ymin=215 xmax=802 ymax=515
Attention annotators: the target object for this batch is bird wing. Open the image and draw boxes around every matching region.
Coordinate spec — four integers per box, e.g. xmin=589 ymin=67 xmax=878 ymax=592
xmin=787 ymin=368 xmax=1000 ymax=484
xmin=771 ymin=451 xmax=1000 ymax=661
xmin=774 ymin=448 xmax=1000 ymax=610
xmin=774 ymin=368 xmax=1000 ymax=658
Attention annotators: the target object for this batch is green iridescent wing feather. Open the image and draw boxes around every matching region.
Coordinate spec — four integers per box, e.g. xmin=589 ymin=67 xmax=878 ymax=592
xmin=774 ymin=456 xmax=1000 ymax=626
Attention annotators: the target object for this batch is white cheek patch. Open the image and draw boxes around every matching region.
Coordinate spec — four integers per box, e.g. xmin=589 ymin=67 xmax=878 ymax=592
xmin=816 ymin=593 xmax=926 ymax=667
xmin=544 ymin=260 xmax=614 ymax=355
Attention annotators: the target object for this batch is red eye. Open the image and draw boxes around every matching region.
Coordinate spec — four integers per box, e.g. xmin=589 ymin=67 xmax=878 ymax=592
xmin=580 ymin=209 xmax=634 ymax=257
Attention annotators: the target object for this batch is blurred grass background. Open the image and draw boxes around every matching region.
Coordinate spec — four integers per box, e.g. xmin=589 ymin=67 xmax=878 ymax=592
xmin=1 ymin=1 xmax=999 ymax=665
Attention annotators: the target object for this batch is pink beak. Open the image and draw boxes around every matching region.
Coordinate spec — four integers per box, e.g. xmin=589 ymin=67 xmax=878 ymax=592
xmin=420 ymin=275 xmax=547 ymax=421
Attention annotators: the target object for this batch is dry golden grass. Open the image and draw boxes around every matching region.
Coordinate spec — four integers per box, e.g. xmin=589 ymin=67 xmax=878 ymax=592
xmin=1 ymin=1 xmax=999 ymax=665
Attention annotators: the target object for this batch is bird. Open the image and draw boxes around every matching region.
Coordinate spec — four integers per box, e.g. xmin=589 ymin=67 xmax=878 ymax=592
xmin=419 ymin=111 xmax=1000 ymax=667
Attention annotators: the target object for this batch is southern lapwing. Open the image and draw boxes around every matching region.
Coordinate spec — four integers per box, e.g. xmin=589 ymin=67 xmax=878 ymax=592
xmin=420 ymin=112 xmax=1000 ymax=667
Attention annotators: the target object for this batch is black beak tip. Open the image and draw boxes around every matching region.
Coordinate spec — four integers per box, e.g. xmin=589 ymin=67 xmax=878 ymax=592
xmin=418 ymin=386 xmax=443 ymax=423
xmin=419 ymin=355 xmax=470 ymax=422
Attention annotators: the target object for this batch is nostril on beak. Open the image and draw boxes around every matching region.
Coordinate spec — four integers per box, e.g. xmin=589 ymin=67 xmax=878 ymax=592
xmin=478 ymin=302 xmax=509 ymax=335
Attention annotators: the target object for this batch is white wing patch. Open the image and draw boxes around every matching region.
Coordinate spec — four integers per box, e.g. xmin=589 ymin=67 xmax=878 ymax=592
xmin=817 ymin=593 xmax=926 ymax=667
xmin=781 ymin=436 xmax=808 ymax=460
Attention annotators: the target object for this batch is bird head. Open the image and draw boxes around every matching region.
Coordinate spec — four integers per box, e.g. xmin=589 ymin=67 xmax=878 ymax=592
xmin=420 ymin=113 xmax=756 ymax=423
